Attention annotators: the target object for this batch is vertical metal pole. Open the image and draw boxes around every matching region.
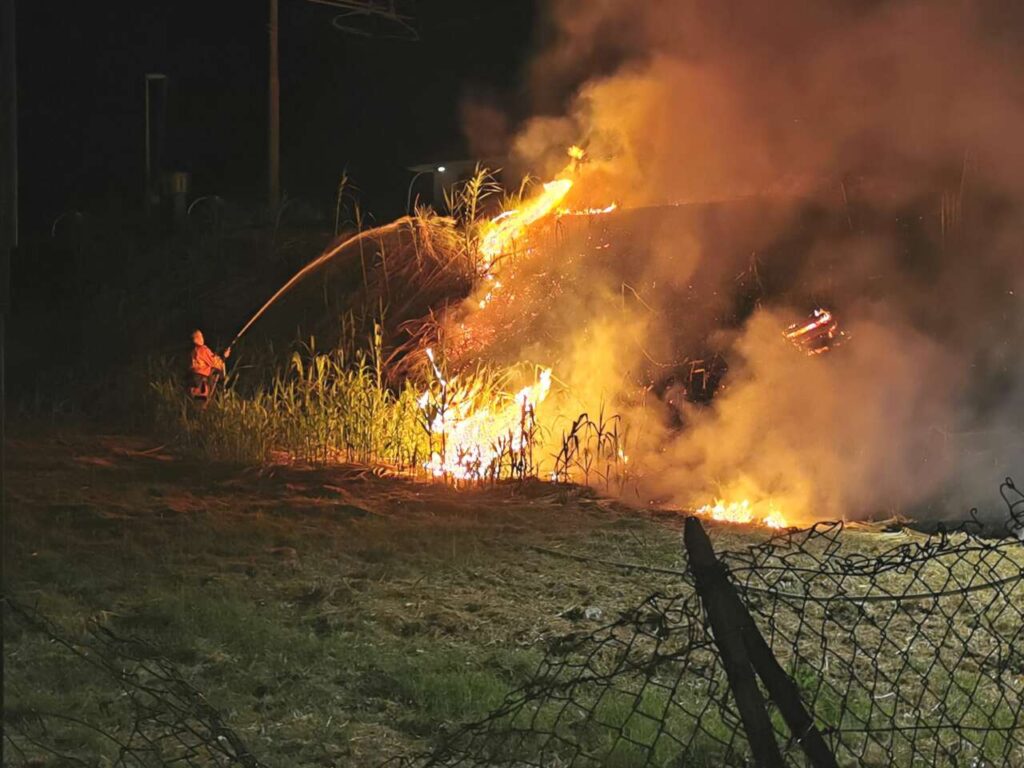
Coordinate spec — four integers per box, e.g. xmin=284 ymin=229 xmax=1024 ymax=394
xmin=268 ymin=0 xmax=280 ymax=213
xmin=0 ymin=0 xmax=16 ymax=593
xmin=144 ymin=76 xmax=151 ymax=215
xmin=0 ymin=0 xmax=14 ymax=257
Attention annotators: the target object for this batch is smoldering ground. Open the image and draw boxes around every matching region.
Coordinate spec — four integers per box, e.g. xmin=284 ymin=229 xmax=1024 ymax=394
xmin=457 ymin=0 xmax=1024 ymax=522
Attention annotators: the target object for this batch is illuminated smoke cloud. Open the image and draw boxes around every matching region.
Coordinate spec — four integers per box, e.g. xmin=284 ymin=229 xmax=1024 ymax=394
xmin=466 ymin=0 xmax=1024 ymax=522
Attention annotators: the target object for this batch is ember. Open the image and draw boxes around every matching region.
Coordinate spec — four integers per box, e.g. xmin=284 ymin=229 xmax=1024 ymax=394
xmin=558 ymin=202 xmax=618 ymax=217
xmin=784 ymin=308 xmax=846 ymax=355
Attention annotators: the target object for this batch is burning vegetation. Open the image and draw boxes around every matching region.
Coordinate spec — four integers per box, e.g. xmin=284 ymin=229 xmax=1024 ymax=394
xmin=156 ymin=0 xmax=1022 ymax=531
xmin=418 ymin=348 xmax=553 ymax=481
xmin=13 ymin=4 xmax=1024 ymax=768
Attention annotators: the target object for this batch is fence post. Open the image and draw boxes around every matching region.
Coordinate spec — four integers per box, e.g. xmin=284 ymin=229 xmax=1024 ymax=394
xmin=684 ymin=516 xmax=839 ymax=768
xmin=684 ymin=517 xmax=786 ymax=768
xmin=743 ymin=621 xmax=840 ymax=768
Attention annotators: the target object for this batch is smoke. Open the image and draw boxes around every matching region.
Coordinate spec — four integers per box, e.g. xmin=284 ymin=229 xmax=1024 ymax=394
xmin=520 ymin=0 xmax=1024 ymax=204
xmin=474 ymin=0 xmax=1024 ymax=522
xmin=459 ymin=87 xmax=513 ymax=160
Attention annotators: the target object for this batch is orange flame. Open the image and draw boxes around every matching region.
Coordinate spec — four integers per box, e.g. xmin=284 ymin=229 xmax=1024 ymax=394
xmin=696 ymin=499 xmax=789 ymax=529
xmin=558 ymin=202 xmax=618 ymax=217
xmin=784 ymin=307 xmax=843 ymax=356
xmin=419 ymin=357 xmax=553 ymax=481
xmin=473 ymin=146 xmax=587 ymax=310
xmin=478 ymin=179 xmax=574 ymax=269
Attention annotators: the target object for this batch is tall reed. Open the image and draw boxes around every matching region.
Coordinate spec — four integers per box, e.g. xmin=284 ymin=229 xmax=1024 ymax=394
xmin=152 ymin=330 xmax=428 ymax=467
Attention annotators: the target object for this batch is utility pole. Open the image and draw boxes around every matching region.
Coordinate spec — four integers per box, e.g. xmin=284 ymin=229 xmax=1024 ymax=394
xmin=268 ymin=0 xmax=280 ymax=213
xmin=0 ymin=0 xmax=16 ymax=594
xmin=0 ymin=0 xmax=14 ymax=264
xmin=266 ymin=1 xmax=415 ymax=214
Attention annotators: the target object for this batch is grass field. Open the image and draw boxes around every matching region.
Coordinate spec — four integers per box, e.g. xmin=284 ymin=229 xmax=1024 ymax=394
xmin=5 ymin=426 xmax=1021 ymax=767
xmin=3 ymin=426 xmax=705 ymax=766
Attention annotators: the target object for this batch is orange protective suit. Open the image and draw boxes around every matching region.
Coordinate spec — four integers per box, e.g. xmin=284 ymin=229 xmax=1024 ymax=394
xmin=191 ymin=345 xmax=225 ymax=377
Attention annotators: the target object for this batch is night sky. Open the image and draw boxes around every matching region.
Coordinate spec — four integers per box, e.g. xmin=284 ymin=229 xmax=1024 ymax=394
xmin=16 ymin=0 xmax=539 ymax=232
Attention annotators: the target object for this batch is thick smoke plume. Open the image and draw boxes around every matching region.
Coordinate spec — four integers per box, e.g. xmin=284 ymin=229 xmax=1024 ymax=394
xmin=471 ymin=0 xmax=1024 ymax=522
xmin=519 ymin=0 xmax=1024 ymax=204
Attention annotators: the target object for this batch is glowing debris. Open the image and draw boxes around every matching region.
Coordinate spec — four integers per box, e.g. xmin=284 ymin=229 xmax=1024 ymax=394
xmin=558 ymin=202 xmax=618 ymax=217
xmin=784 ymin=307 xmax=847 ymax=356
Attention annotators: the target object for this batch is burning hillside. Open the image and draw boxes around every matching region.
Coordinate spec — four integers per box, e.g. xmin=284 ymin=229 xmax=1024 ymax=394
xmin=231 ymin=0 xmax=1022 ymax=528
xmin=445 ymin=0 xmax=1024 ymax=524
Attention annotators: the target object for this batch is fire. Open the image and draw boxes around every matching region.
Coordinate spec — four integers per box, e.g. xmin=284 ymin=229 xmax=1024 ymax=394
xmin=424 ymin=144 xmax=622 ymax=479
xmin=696 ymin=499 xmax=789 ymax=529
xmin=558 ymin=202 xmax=618 ymax=217
xmin=472 ymin=146 xmax=588 ymax=312
xmin=476 ymin=144 xmax=600 ymax=272
xmin=419 ymin=349 xmax=553 ymax=481
xmin=478 ymin=178 xmax=574 ymax=269
xmin=784 ymin=307 xmax=845 ymax=356
xmin=697 ymin=499 xmax=754 ymax=524
xmin=473 ymin=148 xmax=617 ymax=313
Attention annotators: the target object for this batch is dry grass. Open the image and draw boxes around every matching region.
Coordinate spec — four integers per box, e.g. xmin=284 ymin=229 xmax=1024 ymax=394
xmin=2 ymin=429 xmax=696 ymax=766
xmin=6 ymin=430 xmax=1021 ymax=767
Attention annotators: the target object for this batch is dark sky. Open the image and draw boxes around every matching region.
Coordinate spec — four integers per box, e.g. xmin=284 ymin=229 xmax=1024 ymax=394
xmin=17 ymin=0 xmax=539 ymax=232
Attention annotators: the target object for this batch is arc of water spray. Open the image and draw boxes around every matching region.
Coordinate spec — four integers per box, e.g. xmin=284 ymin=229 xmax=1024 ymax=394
xmin=225 ymin=217 xmax=414 ymax=355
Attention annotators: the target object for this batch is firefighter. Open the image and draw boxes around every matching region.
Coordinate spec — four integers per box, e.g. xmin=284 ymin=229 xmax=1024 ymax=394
xmin=189 ymin=329 xmax=230 ymax=398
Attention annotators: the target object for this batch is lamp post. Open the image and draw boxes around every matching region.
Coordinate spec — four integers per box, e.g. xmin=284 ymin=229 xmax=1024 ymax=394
xmin=144 ymin=73 xmax=167 ymax=216
xmin=406 ymin=166 xmax=445 ymax=214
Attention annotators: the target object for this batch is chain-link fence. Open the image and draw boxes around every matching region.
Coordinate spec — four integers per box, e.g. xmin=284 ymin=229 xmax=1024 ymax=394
xmin=5 ymin=481 xmax=1022 ymax=767
xmin=3 ymin=600 xmax=261 ymax=767
xmin=399 ymin=478 xmax=1024 ymax=767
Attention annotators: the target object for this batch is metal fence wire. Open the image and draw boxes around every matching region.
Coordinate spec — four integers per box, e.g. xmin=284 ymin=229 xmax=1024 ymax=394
xmin=5 ymin=482 xmax=1022 ymax=768
xmin=401 ymin=478 xmax=1024 ymax=767
xmin=3 ymin=600 xmax=261 ymax=768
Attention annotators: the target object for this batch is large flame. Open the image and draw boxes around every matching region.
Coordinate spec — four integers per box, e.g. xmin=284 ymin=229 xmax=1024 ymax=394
xmin=473 ymin=148 xmax=617 ymax=312
xmin=419 ymin=349 xmax=553 ymax=481
xmin=478 ymin=179 xmax=574 ymax=269
xmin=428 ymin=148 xmax=790 ymax=531
xmin=475 ymin=145 xmax=598 ymax=271
xmin=415 ymin=150 xmax=593 ymax=480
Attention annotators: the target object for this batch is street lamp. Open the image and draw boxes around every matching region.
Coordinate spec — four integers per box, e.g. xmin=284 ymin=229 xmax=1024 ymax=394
xmin=406 ymin=166 xmax=445 ymax=214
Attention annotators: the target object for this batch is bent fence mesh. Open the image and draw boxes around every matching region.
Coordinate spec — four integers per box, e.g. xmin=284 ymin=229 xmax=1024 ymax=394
xmin=5 ymin=481 xmax=1022 ymax=767
xmin=400 ymin=478 xmax=1024 ymax=767
xmin=3 ymin=600 xmax=261 ymax=767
